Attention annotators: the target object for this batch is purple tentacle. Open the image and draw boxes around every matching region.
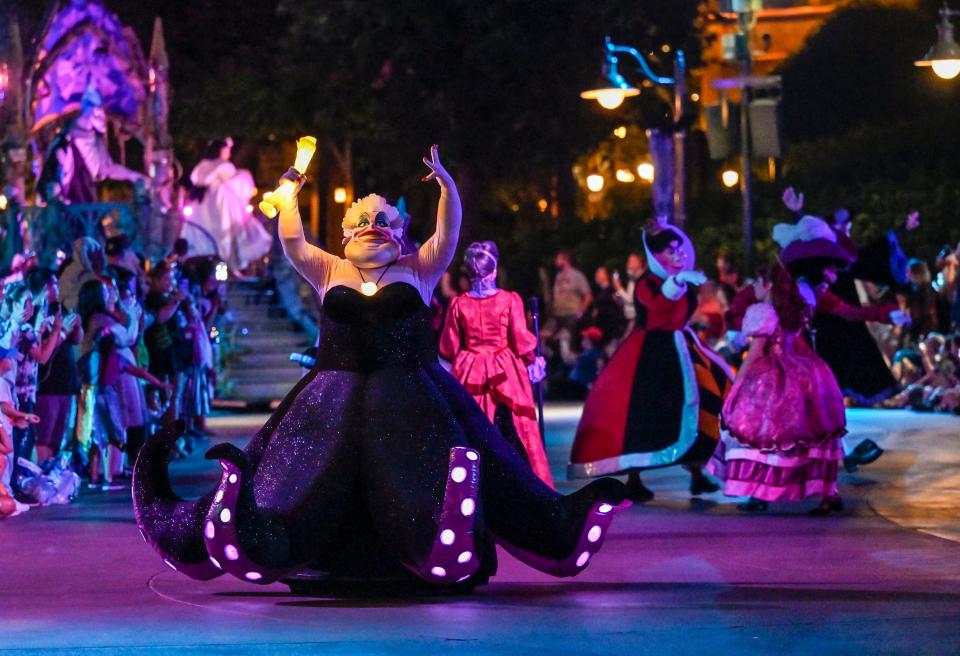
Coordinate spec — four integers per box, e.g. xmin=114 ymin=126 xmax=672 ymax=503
xmin=402 ymin=447 xmax=481 ymax=584
xmin=495 ymin=500 xmax=631 ymax=577
xmin=203 ymin=443 xmax=306 ymax=584
xmin=132 ymin=421 xmax=223 ymax=580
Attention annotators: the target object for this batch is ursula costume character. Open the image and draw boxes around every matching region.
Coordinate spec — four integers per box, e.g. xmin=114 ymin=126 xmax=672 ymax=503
xmin=439 ymin=241 xmax=553 ymax=487
xmin=569 ymin=219 xmax=732 ymax=502
xmin=133 ymin=146 xmax=628 ymax=589
xmin=709 ymin=215 xmax=906 ymax=514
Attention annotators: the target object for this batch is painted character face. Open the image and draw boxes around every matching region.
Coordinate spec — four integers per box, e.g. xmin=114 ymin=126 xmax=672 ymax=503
xmin=344 ymin=210 xmax=401 ymax=269
xmin=653 ymin=240 xmax=687 ymax=277
xmin=342 ymin=196 xmax=404 ymax=269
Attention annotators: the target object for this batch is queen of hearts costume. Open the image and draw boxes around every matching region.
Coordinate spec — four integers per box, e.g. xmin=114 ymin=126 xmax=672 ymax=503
xmin=569 ymin=220 xmax=732 ymax=494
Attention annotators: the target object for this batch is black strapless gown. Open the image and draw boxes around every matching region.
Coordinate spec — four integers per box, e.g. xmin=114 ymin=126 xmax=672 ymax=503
xmin=134 ymin=283 xmax=627 ymax=587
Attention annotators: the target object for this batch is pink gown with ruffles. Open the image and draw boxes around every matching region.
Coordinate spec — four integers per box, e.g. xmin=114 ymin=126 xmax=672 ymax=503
xmin=709 ymin=301 xmax=846 ymax=502
xmin=439 ymin=291 xmax=554 ymax=487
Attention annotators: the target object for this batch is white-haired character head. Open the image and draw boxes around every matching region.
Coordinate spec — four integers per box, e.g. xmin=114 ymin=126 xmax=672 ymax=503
xmin=341 ymin=194 xmax=406 ymax=268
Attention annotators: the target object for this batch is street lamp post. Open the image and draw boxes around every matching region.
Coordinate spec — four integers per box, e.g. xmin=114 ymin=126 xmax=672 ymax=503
xmin=734 ymin=1 xmax=759 ymax=275
xmin=915 ymin=3 xmax=960 ymax=80
xmin=581 ymin=37 xmax=687 ymax=227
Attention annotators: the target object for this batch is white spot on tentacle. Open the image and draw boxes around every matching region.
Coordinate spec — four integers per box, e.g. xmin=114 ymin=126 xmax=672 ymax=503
xmin=587 ymin=526 xmax=602 ymax=543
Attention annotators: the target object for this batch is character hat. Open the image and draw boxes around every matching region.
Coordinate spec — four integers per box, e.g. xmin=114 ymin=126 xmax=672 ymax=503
xmin=341 ymin=194 xmax=404 ymax=244
xmin=773 ymin=215 xmax=855 ymax=266
xmin=642 ymin=216 xmax=696 ymax=280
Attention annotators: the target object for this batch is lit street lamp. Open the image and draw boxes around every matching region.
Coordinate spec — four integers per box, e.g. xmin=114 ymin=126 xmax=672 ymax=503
xmin=916 ymin=4 xmax=960 ymax=80
xmin=586 ymin=174 xmax=605 ymax=192
xmin=580 ymin=51 xmax=640 ymax=109
xmin=721 ymin=169 xmax=740 ymax=188
xmin=581 ymin=37 xmax=688 ymax=226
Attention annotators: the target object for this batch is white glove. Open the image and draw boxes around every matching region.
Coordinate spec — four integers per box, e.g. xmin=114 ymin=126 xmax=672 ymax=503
xmin=782 ymin=187 xmax=804 ymax=213
xmin=725 ymin=330 xmax=748 ymax=352
xmin=674 ymin=270 xmax=707 ymax=286
xmin=527 ymin=356 xmax=547 ymax=384
xmin=889 ymin=310 xmax=912 ymax=326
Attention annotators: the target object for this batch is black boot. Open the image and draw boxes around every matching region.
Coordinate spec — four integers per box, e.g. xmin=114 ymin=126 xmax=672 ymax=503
xmin=737 ymin=497 xmax=768 ymax=513
xmin=625 ymin=472 xmax=654 ymax=503
xmin=690 ymin=474 xmax=720 ymax=496
xmin=808 ymin=495 xmax=844 ymax=516
xmin=844 ymin=439 xmax=884 ymax=472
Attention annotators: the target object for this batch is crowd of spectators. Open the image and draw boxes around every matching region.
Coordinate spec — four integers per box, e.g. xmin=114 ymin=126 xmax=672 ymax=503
xmin=0 ymin=235 xmax=225 ymax=519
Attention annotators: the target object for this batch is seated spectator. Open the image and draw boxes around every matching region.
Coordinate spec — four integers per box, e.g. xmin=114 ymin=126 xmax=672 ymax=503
xmin=559 ymin=326 xmax=607 ymax=396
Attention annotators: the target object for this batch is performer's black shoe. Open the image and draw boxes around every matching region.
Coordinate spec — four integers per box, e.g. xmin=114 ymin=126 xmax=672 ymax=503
xmin=844 ymin=439 xmax=884 ymax=472
xmin=808 ymin=495 xmax=844 ymax=516
xmin=853 ymin=439 xmax=884 ymax=464
xmin=690 ymin=475 xmax=720 ymax=496
xmin=625 ymin=480 xmax=655 ymax=503
xmin=737 ymin=498 xmax=768 ymax=513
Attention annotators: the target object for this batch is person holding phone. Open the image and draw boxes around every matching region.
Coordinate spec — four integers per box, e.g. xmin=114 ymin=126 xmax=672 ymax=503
xmin=144 ymin=262 xmax=187 ymax=436
xmin=32 ymin=270 xmax=84 ymax=463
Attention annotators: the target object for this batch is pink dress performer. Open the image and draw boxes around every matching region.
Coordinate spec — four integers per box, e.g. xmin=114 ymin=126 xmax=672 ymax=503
xmin=439 ymin=241 xmax=553 ymax=487
xmin=711 ymin=215 xmax=879 ymax=514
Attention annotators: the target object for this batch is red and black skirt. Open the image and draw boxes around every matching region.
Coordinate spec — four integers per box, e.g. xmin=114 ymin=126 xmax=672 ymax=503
xmin=568 ymin=328 xmax=732 ymax=479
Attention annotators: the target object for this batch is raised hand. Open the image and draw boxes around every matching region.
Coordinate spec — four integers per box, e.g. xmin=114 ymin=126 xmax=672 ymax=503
xmin=906 ymin=210 xmax=920 ymax=231
xmin=276 ymin=168 xmax=307 ymax=213
xmin=782 ymin=187 xmax=804 ymax=213
xmin=421 ymin=144 xmax=454 ymax=189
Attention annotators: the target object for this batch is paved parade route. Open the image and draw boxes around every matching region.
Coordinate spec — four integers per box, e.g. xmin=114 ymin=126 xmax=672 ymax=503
xmin=1 ymin=407 xmax=958 ymax=655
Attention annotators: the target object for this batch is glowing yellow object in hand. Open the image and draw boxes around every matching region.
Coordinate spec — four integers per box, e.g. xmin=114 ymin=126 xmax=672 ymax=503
xmin=259 ymin=136 xmax=318 ymax=219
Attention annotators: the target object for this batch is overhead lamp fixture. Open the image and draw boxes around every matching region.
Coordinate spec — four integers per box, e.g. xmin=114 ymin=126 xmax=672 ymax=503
xmin=580 ymin=40 xmax=642 ymax=109
xmin=916 ymin=4 xmax=960 ymax=80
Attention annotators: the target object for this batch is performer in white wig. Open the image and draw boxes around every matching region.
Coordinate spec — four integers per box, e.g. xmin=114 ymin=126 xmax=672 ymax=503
xmin=182 ymin=137 xmax=272 ymax=274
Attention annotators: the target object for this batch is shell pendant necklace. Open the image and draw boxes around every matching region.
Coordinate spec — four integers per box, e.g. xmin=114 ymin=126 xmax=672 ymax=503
xmin=356 ymin=262 xmax=394 ymax=296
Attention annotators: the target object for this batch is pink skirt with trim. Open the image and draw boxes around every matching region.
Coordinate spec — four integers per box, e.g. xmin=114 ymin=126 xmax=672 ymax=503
xmin=708 ymin=435 xmax=842 ymax=502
